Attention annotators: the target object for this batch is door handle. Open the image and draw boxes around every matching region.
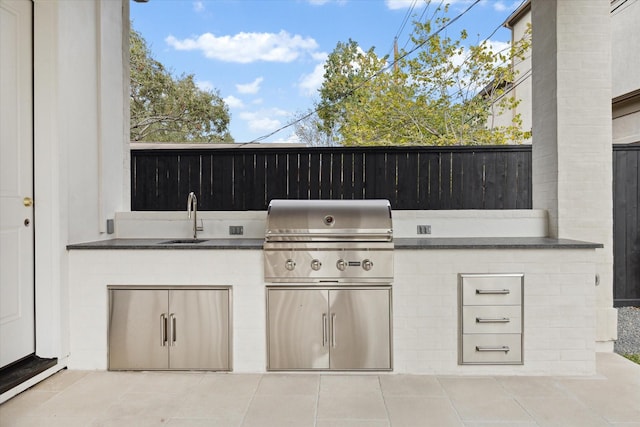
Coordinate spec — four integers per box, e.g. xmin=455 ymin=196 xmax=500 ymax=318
xmin=23 ymin=197 xmax=33 ymax=207
xmin=160 ymin=314 xmax=168 ymax=346
xmin=331 ymin=313 xmax=336 ymax=348
xmin=322 ymin=313 xmax=328 ymax=347
xmin=169 ymin=313 xmax=176 ymax=346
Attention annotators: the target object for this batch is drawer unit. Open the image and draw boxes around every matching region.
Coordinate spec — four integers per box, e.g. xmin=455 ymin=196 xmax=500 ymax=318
xmin=461 ymin=275 xmax=522 ymax=306
xmin=461 ymin=334 xmax=522 ymax=364
xmin=462 ymin=305 xmax=522 ymax=334
xmin=459 ymin=274 xmax=524 ymax=365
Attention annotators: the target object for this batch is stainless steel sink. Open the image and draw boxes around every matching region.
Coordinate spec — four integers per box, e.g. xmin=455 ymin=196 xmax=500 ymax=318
xmin=158 ymin=239 xmax=209 ymax=245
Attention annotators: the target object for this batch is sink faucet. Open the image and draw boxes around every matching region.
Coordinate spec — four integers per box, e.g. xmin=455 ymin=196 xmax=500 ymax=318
xmin=187 ymin=192 xmax=203 ymax=239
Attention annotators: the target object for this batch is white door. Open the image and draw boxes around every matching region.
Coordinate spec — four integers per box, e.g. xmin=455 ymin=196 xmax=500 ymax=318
xmin=0 ymin=0 xmax=34 ymax=368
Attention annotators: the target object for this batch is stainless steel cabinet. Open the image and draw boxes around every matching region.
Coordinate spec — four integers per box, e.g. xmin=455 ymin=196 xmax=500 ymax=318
xmin=108 ymin=286 xmax=231 ymax=371
xmin=267 ymin=287 xmax=392 ymax=371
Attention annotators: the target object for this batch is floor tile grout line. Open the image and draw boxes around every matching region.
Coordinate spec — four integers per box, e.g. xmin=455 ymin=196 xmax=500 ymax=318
xmin=314 ymin=374 xmax=322 ymax=427
xmin=377 ymin=375 xmax=393 ymax=426
xmin=435 ymin=375 xmax=466 ymax=426
xmin=552 ymin=377 xmax=616 ymax=426
xmin=492 ymin=374 xmax=541 ymax=427
xmin=237 ymin=373 xmax=262 ymax=427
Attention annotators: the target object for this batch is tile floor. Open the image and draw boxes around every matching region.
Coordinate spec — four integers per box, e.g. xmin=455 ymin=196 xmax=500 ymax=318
xmin=1 ymin=353 xmax=639 ymax=426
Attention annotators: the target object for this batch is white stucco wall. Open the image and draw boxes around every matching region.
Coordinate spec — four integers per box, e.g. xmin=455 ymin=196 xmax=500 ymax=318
xmin=67 ymin=247 xmax=598 ymax=376
xmin=33 ymin=0 xmax=128 ymax=361
xmin=531 ymin=0 xmax=615 ymax=349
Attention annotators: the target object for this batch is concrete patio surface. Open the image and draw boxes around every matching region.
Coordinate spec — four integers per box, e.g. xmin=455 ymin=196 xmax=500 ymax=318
xmin=1 ymin=353 xmax=639 ymax=426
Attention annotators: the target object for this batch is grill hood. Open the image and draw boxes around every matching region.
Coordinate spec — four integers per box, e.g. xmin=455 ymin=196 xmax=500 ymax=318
xmin=265 ymin=199 xmax=393 ymax=242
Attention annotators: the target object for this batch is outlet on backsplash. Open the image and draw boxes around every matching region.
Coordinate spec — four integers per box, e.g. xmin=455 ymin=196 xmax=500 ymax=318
xmin=417 ymin=225 xmax=431 ymax=235
xmin=229 ymin=225 xmax=244 ymax=235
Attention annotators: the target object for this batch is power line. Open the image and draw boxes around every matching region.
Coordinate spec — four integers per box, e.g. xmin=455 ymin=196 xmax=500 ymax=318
xmin=248 ymin=0 xmax=482 ymax=144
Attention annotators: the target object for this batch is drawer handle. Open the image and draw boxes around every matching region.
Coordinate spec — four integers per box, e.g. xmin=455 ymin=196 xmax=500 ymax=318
xmin=476 ymin=345 xmax=510 ymax=353
xmin=476 ymin=289 xmax=510 ymax=295
xmin=476 ymin=317 xmax=511 ymax=323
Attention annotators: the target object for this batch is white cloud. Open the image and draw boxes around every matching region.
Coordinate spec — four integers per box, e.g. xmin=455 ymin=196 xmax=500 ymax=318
xmin=165 ymin=30 xmax=319 ymax=64
xmin=193 ymin=1 xmax=204 ymax=12
xmin=196 ymin=80 xmax=214 ymax=92
xmin=270 ymin=133 xmax=302 ymax=144
xmin=385 ymin=0 xmax=415 ymax=10
xmin=239 ymin=108 xmax=289 ymax=133
xmin=493 ymin=1 xmax=508 ymax=12
xmin=236 ymin=77 xmax=264 ymax=95
xmin=307 ymin=0 xmax=347 ymax=5
xmin=298 ymin=62 xmax=326 ymax=97
xmin=224 ymin=95 xmax=244 ymax=109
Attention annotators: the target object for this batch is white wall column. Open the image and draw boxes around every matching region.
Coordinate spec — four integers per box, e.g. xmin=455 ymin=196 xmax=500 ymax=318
xmin=33 ymin=0 xmax=129 ymax=362
xmin=531 ymin=0 xmax=616 ymax=349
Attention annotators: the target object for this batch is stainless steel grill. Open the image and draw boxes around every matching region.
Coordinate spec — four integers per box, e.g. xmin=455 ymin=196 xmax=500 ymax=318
xmin=263 ymin=199 xmax=394 ymax=283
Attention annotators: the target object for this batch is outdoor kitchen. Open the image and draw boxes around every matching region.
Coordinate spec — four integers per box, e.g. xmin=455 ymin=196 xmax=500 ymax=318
xmin=66 ymin=200 xmax=602 ymax=376
xmin=5 ymin=4 xmax=639 ymax=424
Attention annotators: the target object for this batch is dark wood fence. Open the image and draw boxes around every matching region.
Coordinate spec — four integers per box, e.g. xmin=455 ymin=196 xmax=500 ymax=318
xmin=131 ymin=145 xmax=532 ymax=211
xmin=613 ymin=144 xmax=640 ymax=307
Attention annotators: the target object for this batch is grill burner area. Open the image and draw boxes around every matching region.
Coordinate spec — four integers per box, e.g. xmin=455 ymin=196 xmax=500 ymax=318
xmin=263 ymin=199 xmax=394 ymax=283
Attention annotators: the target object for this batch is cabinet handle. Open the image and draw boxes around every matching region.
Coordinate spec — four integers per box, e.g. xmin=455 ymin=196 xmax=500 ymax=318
xmin=160 ymin=314 xmax=168 ymax=347
xmin=476 ymin=289 xmax=510 ymax=295
xmin=476 ymin=317 xmax=511 ymax=323
xmin=170 ymin=313 xmax=176 ymax=346
xmin=331 ymin=313 xmax=337 ymax=348
xmin=322 ymin=313 xmax=328 ymax=347
xmin=476 ymin=346 xmax=510 ymax=353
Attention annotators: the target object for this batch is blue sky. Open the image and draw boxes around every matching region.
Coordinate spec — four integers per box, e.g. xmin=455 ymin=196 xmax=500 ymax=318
xmin=130 ymin=0 xmax=525 ymax=143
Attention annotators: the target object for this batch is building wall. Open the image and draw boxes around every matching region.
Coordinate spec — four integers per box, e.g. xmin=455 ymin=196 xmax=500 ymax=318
xmin=489 ymin=3 xmax=533 ymax=143
xmin=498 ymin=0 xmax=639 ymax=145
xmin=33 ymin=0 xmax=128 ymax=360
xmin=531 ymin=0 xmax=615 ymax=349
xmin=611 ymin=0 xmax=640 ymax=144
xmin=611 ymin=0 xmax=640 ymax=98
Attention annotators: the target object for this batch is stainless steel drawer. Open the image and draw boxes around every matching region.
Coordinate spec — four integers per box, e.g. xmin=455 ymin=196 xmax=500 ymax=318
xmin=461 ymin=274 xmax=523 ymax=306
xmin=461 ymin=334 xmax=522 ymax=364
xmin=462 ymin=305 xmax=522 ymax=334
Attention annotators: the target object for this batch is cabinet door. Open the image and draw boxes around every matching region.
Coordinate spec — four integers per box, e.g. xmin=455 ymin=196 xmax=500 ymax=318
xmin=108 ymin=289 xmax=169 ymax=370
xmin=168 ymin=289 xmax=230 ymax=370
xmin=329 ymin=289 xmax=391 ymax=370
xmin=267 ymin=289 xmax=329 ymax=370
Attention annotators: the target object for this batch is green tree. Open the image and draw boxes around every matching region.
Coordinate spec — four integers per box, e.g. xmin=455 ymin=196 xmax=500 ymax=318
xmin=315 ymin=7 xmax=531 ymax=146
xmin=130 ymin=26 xmax=233 ymax=143
xmin=292 ymin=108 xmax=337 ymax=147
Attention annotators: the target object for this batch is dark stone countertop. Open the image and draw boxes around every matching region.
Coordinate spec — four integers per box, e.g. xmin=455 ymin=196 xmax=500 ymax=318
xmin=66 ymin=238 xmax=264 ymax=250
xmin=67 ymin=237 xmax=602 ymax=250
xmin=394 ymin=237 xmax=603 ymax=249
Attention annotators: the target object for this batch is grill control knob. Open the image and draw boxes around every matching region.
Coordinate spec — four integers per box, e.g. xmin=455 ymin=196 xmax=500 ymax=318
xmin=336 ymin=259 xmax=347 ymax=271
xmin=362 ymin=259 xmax=373 ymax=271
xmin=285 ymin=259 xmax=296 ymax=271
xmin=311 ymin=259 xmax=322 ymax=271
